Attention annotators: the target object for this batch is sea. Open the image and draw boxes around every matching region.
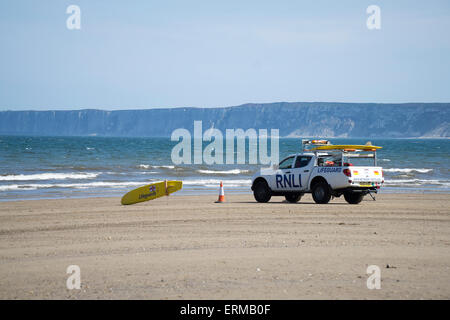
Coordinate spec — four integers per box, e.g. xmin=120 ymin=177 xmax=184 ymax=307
xmin=0 ymin=136 xmax=449 ymax=201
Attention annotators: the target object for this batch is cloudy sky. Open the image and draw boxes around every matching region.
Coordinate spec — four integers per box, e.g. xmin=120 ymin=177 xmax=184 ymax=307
xmin=1 ymin=0 xmax=449 ymax=110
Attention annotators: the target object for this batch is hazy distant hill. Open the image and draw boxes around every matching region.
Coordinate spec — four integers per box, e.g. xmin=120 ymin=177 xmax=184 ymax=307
xmin=0 ymin=102 xmax=449 ymax=138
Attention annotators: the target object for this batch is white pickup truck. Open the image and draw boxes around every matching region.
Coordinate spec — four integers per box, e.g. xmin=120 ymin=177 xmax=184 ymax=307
xmin=251 ymin=140 xmax=384 ymax=204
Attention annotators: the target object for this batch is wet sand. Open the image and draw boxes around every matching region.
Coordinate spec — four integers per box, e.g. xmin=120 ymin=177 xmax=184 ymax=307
xmin=0 ymin=193 xmax=449 ymax=299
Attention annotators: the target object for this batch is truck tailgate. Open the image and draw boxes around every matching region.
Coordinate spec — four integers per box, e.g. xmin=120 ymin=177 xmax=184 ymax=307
xmin=350 ymin=167 xmax=383 ymax=183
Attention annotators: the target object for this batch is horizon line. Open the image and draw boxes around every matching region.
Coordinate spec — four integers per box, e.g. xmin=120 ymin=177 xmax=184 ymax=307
xmin=1 ymin=101 xmax=450 ymax=112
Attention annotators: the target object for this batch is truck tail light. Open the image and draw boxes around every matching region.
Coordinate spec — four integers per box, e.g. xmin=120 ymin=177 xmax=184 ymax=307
xmin=343 ymin=169 xmax=351 ymax=177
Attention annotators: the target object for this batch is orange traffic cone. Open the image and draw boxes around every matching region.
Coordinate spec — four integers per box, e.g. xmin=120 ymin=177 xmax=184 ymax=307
xmin=215 ymin=181 xmax=225 ymax=203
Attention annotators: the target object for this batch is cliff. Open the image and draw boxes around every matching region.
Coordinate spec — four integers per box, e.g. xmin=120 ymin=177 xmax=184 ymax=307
xmin=0 ymin=102 xmax=448 ymax=138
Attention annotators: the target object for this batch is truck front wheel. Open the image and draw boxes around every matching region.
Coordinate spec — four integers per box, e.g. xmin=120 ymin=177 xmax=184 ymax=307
xmin=253 ymin=180 xmax=272 ymax=203
xmin=343 ymin=191 xmax=364 ymax=204
xmin=312 ymin=182 xmax=331 ymax=204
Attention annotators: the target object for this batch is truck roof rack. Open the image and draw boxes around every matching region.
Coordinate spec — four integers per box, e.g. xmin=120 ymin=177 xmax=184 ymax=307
xmin=302 ymin=139 xmax=331 ymax=151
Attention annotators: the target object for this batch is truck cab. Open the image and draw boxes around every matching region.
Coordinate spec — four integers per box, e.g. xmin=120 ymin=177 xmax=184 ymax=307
xmin=251 ymin=140 xmax=384 ymax=204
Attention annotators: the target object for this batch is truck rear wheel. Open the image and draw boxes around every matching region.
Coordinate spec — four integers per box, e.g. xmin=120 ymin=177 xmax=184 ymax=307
xmin=253 ymin=180 xmax=272 ymax=203
xmin=344 ymin=191 xmax=364 ymax=204
xmin=285 ymin=193 xmax=303 ymax=203
xmin=312 ymin=182 xmax=331 ymax=204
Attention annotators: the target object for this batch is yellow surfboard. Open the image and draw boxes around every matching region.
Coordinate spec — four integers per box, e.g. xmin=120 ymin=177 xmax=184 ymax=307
xmin=121 ymin=180 xmax=182 ymax=205
xmin=311 ymin=145 xmax=382 ymax=151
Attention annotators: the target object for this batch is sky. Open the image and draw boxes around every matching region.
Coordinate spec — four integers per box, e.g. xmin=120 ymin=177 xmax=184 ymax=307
xmin=0 ymin=0 xmax=450 ymax=110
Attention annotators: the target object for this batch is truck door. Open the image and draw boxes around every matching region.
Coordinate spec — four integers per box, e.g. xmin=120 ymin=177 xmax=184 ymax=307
xmin=291 ymin=155 xmax=313 ymax=191
xmin=273 ymin=156 xmax=295 ymax=191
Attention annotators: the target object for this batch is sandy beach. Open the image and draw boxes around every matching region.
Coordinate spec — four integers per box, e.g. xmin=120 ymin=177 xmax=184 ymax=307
xmin=0 ymin=193 xmax=449 ymax=299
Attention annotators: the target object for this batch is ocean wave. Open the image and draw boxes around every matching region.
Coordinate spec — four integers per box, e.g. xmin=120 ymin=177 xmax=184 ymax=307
xmin=383 ymin=168 xmax=432 ymax=174
xmin=183 ymin=179 xmax=252 ymax=186
xmin=197 ymin=169 xmax=249 ymax=175
xmin=0 ymin=172 xmax=100 ymax=181
xmin=105 ymin=171 xmax=158 ymax=175
xmin=0 ymin=179 xmax=252 ymax=192
xmin=384 ymin=179 xmax=450 ymax=187
xmin=0 ymin=185 xmax=39 ymax=191
xmin=380 ymin=158 xmax=391 ymax=162
xmin=139 ymin=164 xmax=175 ymax=169
xmin=0 ymin=181 xmax=144 ymax=191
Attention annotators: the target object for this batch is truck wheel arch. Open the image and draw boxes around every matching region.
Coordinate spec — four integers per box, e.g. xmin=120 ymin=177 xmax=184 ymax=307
xmin=309 ymin=176 xmax=328 ymax=190
xmin=252 ymin=177 xmax=269 ymax=191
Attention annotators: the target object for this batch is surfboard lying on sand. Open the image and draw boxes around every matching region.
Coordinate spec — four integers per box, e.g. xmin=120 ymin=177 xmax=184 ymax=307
xmin=121 ymin=180 xmax=182 ymax=205
xmin=311 ymin=145 xmax=382 ymax=151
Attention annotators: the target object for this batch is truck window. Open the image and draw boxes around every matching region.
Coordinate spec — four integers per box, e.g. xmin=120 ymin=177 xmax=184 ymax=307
xmin=278 ymin=156 xmax=294 ymax=169
xmin=294 ymin=156 xmax=312 ymax=168
xmin=318 ymin=155 xmax=342 ymax=167
xmin=344 ymin=157 xmax=376 ymax=167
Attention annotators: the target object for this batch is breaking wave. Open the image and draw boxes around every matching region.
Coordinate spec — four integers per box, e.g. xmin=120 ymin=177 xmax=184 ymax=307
xmin=0 ymin=179 xmax=253 ymax=192
xmin=0 ymin=172 xmax=100 ymax=181
xmin=383 ymin=168 xmax=433 ymax=174
xmin=197 ymin=169 xmax=249 ymax=175
xmin=183 ymin=179 xmax=252 ymax=187
xmin=0 ymin=181 xmax=144 ymax=191
xmin=384 ymin=179 xmax=450 ymax=187
xmin=139 ymin=164 xmax=175 ymax=169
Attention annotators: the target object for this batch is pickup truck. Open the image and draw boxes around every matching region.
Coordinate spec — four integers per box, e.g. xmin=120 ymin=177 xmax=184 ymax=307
xmin=251 ymin=140 xmax=384 ymax=204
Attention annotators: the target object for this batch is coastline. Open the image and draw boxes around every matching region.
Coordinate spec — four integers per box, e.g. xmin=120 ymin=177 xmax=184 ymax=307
xmin=0 ymin=187 xmax=449 ymax=203
xmin=0 ymin=193 xmax=449 ymax=299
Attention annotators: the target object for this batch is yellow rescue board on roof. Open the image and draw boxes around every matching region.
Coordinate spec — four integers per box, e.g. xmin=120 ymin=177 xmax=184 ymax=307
xmin=121 ymin=180 xmax=182 ymax=205
xmin=311 ymin=145 xmax=382 ymax=151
